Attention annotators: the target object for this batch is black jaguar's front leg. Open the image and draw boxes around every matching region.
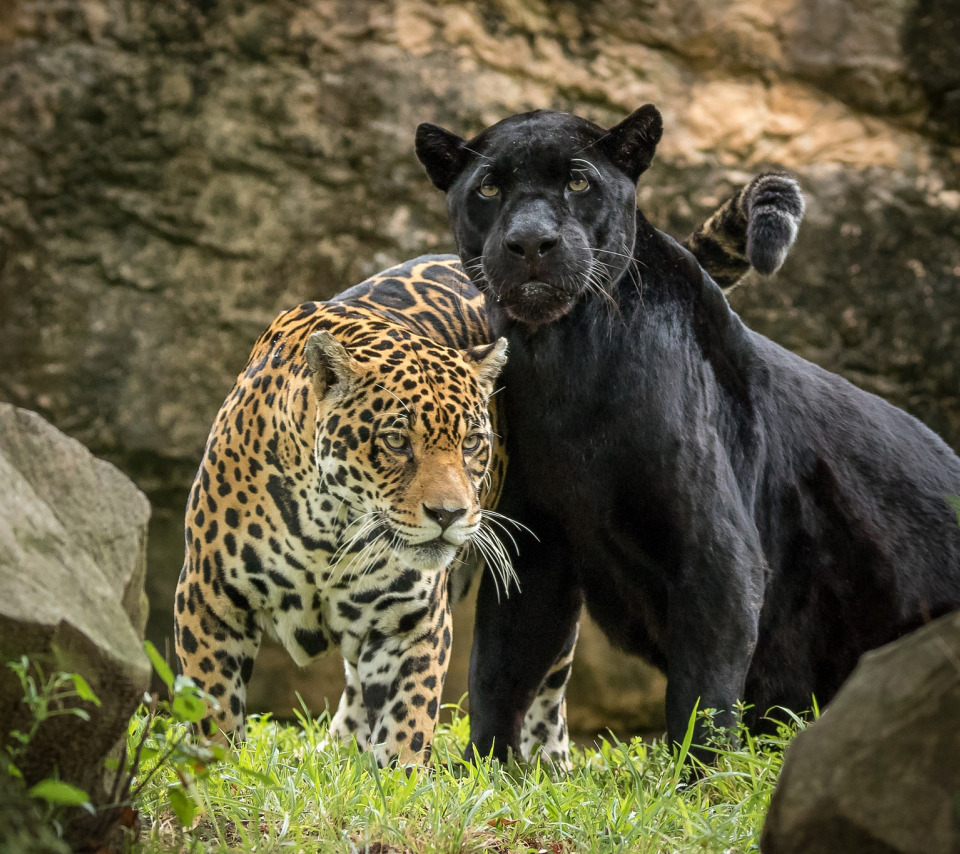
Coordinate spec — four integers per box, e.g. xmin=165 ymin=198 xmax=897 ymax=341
xmin=467 ymin=535 xmax=582 ymax=763
xmin=663 ymin=497 xmax=765 ymax=763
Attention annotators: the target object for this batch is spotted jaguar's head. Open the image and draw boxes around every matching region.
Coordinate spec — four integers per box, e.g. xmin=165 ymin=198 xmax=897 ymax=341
xmin=416 ymin=106 xmax=662 ymax=327
xmin=305 ymin=317 xmax=508 ymax=575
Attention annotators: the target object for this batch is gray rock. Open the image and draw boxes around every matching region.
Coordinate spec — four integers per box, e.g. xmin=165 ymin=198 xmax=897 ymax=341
xmin=761 ymin=610 xmax=960 ymax=854
xmin=0 ymin=404 xmax=151 ymax=798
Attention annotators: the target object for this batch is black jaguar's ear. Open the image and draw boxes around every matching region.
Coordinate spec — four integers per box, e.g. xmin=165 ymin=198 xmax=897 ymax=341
xmin=598 ymin=105 xmax=663 ymax=182
xmin=464 ymin=338 xmax=508 ymax=396
xmin=416 ymin=122 xmax=469 ymax=192
xmin=305 ymin=331 xmax=359 ymax=398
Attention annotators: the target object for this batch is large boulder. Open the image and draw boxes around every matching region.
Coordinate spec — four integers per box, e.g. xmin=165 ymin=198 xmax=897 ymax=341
xmin=0 ymin=404 xmax=151 ymax=798
xmin=761 ymin=610 xmax=960 ymax=854
xmin=1 ymin=0 xmax=958 ymax=733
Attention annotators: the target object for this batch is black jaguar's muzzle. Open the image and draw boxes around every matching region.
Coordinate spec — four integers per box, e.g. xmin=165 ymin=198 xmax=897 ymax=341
xmin=496 ymin=278 xmax=578 ymax=325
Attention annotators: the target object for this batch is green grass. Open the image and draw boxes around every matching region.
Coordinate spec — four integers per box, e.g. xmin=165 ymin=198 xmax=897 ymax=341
xmin=131 ymin=704 xmax=798 ymax=854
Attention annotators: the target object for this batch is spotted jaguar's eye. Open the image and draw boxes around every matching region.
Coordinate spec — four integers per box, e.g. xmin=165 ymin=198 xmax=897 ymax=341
xmin=462 ymin=432 xmax=485 ymax=455
xmin=478 ymin=182 xmax=500 ymax=198
xmin=381 ymin=431 xmax=410 ymax=453
xmin=568 ymin=175 xmax=589 ymax=193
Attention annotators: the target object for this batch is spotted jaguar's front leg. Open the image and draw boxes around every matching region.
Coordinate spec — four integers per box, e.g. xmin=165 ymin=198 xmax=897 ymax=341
xmin=355 ymin=586 xmax=453 ymax=767
xmin=329 ymin=660 xmax=371 ymax=749
xmin=174 ymin=562 xmax=263 ymax=743
xmin=519 ymin=621 xmax=578 ymax=769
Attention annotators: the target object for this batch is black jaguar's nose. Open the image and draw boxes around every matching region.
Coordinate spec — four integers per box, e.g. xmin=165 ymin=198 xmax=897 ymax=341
xmin=504 ymin=227 xmax=560 ymax=262
xmin=424 ymin=505 xmax=467 ymax=531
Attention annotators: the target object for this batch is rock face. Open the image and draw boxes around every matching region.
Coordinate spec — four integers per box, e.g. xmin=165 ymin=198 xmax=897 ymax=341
xmin=1 ymin=0 xmax=958 ymax=732
xmin=761 ymin=610 xmax=960 ymax=854
xmin=0 ymin=404 xmax=151 ymax=797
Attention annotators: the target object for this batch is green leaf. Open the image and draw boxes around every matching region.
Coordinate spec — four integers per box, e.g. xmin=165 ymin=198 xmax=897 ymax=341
xmin=138 ymin=745 xmax=160 ymax=764
xmin=144 ymin=640 xmax=175 ymax=690
xmin=171 ymin=692 xmax=207 ymax=723
xmin=28 ymin=779 xmax=92 ymax=810
xmin=168 ymin=786 xmax=197 ymax=827
xmin=69 ymin=673 xmax=101 ymax=706
xmin=947 ymin=495 xmax=960 ymax=525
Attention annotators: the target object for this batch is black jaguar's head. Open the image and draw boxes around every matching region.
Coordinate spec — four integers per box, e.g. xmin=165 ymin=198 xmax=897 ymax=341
xmin=416 ymin=107 xmax=662 ymax=327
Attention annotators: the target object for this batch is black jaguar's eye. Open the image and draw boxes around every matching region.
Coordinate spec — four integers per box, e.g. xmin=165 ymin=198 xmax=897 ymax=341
xmin=478 ymin=182 xmax=500 ymax=198
xmin=568 ymin=175 xmax=589 ymax=193
xmin=462 ymin=432 xmax=485 ymax=454
xmin=381 ymin=431 xmax=411 ymax=453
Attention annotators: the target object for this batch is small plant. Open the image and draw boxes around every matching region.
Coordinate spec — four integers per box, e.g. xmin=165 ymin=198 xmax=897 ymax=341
xmin=125 ymin=641 xmax=227 ymax=829
xmin=3 ymin=655 xmax=100 ymax=814
xmin=2 ymin=644 xmax=226 ymax=850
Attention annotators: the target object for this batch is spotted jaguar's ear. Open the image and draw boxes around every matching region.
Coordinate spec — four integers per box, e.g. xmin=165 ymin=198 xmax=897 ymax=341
xmin=597 ymin=104 xmax=663 ymax=182
xmin=464 ymin=338 xmax=508 ymax=396
xmin=416 ymin=122 xmax=470 ymax=192
xmin=305 ymin=331 xmax=359 ymax=398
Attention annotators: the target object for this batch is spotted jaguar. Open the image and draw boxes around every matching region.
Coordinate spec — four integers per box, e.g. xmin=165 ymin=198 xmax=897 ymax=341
xmin=174 ymin=173 xmax=802 ymax=767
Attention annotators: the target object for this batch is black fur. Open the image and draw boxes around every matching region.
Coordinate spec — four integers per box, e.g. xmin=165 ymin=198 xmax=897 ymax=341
xmin=416 ymin=107 xmax=960 ymax=762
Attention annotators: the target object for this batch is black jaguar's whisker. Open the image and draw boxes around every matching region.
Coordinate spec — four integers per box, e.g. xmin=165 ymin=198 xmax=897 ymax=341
xmin=594 ymin=247 xmax=636 ymax=263
xmin=463 ymin=255 xmax=485 ymax=273
xmin=571 ymin=157 xmax=602 ymax=179
xmin=584 ymin=262 xmax=622 ymax=319
xmin=461 ymin=145 xmax=491 ymax=162
xmin=597 ymin=242 xmax=644 ymax=302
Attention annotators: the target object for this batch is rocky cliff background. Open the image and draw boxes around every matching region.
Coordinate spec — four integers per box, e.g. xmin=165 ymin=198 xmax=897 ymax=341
xmin=1 ymin=0 xmax=958 ymax=737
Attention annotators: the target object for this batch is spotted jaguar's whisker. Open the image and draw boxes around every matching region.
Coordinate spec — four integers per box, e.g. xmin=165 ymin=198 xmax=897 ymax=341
xmin=470 ymin=527 xmax=504 ymax=602
xmin=473 ymin=522 xmax=520 ymax=602
xmin=479 ymin=468 xmax=494 ymax=500
xmin=372 ymin=385 xmax=411 ymax=414
xmin=358 ymin=533 xmax=392 ymax=577
xmin=386 ymin=530 xmax=405 ymax=569
xmin=330 ymin=512 xmax=384 ymax=574
xmin=482 ymin=508 xmax=538 ymax=543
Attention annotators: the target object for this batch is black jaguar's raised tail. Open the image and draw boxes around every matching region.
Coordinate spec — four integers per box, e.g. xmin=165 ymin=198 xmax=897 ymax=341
xmin=685 ymin=173 xmax=806 ymax=289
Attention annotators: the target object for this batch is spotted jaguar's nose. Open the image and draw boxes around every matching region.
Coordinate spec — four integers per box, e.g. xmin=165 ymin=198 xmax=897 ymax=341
xmin=423 ymin=504 xmax=467 ymax=531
